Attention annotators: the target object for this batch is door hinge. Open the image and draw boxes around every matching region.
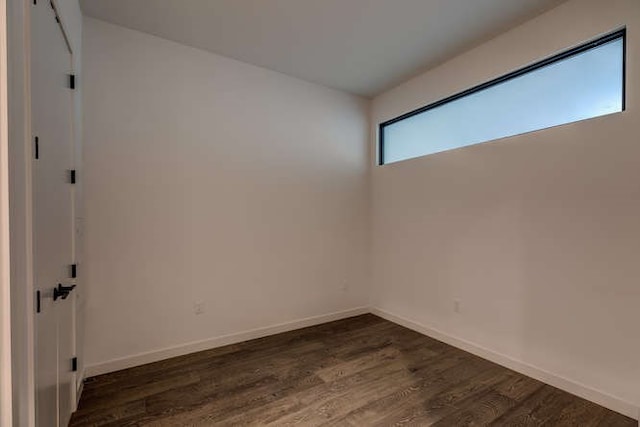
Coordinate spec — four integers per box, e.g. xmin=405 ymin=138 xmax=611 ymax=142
xmin=68 ymin=74 xmax=76 ymax=90
xmin=34 ymin=136 xmax=39 ymax=159
xmin=36 ymin=290 xmax=41 ymax=313
xmin=69 ymin=169 xmax=76 ymax=184
xmin=72 ymin=357 xmax=78 ymax=372
xmin=70 ymin=264 xmax=77 ymax=278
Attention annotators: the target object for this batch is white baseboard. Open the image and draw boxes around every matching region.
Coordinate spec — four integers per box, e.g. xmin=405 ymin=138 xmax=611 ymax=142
xmin=75 ymin=370 xmax=84 ymax=407
xmin=370 ymin=307 xmax=639 ymax=421
xmin=84 ymin=306 xmax=369 ymax=378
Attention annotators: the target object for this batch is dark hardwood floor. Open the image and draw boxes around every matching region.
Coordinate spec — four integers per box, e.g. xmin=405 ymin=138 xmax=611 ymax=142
xmin=70 ymin=314 xmax=637 ymax=426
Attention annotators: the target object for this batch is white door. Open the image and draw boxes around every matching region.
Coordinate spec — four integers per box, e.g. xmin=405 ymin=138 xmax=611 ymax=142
xmin=32 ymin=1 xmax=76 ymax=426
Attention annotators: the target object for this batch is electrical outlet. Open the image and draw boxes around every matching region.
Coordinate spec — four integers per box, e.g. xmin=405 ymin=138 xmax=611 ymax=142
xmin=194 ymin=301 xmax=205 ymax=315
xmin=454 ymin=299 xmax=461 ymax=314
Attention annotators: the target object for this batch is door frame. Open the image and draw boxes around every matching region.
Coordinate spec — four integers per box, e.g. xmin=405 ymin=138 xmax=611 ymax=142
xmin=8 ymin=0 xmax=78 ymax=424
xmin=7 ymin=0 xmax=35 ymax=424
xmin=1 ymin=0 xmax=13 ymax=425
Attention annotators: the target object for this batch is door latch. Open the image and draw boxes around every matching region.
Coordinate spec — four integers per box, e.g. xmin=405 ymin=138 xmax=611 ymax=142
xmin=53 ymin=283 xmax=76 ymax=301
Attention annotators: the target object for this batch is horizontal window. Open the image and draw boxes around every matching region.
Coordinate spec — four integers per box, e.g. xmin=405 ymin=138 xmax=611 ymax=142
xmin=379 ymin=29 xmax=626 ymax=165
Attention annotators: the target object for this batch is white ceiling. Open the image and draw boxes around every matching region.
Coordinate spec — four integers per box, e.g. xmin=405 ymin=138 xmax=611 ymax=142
xmin=80 ymin=0 xmax=567 ymax=97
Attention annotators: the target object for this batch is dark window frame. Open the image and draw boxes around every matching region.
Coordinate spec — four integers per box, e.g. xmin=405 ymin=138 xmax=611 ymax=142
xmin=378 ymin=28 xmax=627 ymax=166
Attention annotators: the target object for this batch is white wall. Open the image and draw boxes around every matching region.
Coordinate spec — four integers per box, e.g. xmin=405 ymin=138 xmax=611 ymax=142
xmin=82 ymin=18 xmax=370 ymax=371
xmin=371 ymin=0 xmax=639 ymax=418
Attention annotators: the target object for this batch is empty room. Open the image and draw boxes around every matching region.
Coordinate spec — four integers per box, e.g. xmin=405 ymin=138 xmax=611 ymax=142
xmin=2 ymin=0 xmax=639 ymax=425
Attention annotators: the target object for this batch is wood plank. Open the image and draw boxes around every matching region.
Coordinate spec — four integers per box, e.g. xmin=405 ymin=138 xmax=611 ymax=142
xmin=372 ymin=364 xmax=515 ymax=425
xmin=489 ymin=385 xmax=578 ymax=425
xmin=431 ymin=390 xmax=517 ymax=426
